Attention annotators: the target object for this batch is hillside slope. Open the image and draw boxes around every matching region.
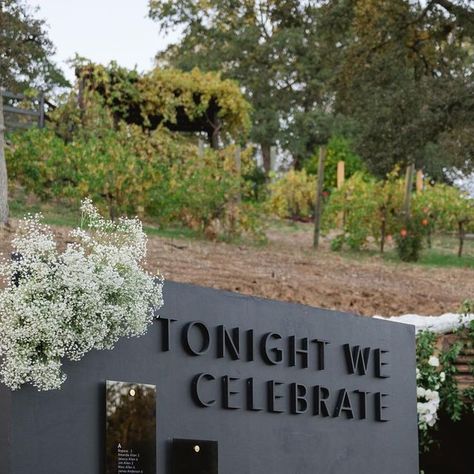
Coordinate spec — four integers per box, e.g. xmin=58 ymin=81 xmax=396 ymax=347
xmin=2 ymin=220 xmax=473 ymax=317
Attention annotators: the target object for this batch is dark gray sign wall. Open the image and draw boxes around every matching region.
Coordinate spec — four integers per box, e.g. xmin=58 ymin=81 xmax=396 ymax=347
xmin=0 ymin=281 xmax=419 ymax=474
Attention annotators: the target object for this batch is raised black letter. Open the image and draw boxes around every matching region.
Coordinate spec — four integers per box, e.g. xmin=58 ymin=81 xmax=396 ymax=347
xmin=246 ymin=377 xmax=263 ymax=411
xmin=183 ymin=321 xmax=211 ymax=356
xmin=290 ymin=383 xmax=308 ymax=414
xmin=246 ymin=329 xmax=255 ymax=362
xmin=261 ymin=333 xmax=283 ymax=365
xmin=333 ymin=389 xmax=354 ymax=419
xmin=158 ymin=317 xmax=176 ymax=351
xmin=192 ymin=373 xmax=215 ymax=407
xmin=222 ymin=376 xmax=240 ymax=409
xmin=375 ymin=392 xmax=389 ymax=422
xmin=353 ymin=390 xmax=370 ymax=420
xmin=217 ymin=325 xmax=240 ymax=360
xmin=313 ymin=385 xmax=330 ymax=417
xmin=267 ymin=380 xmax=285 ymax=413
xmin=374 ymin=349 xmax=390 ymax=378
xmin=344 ymin=344 xmax=370 ymax=375
xmin=312 ymin=339 xmax=329 ymax=370
xmin=289 ymin=336 xmax=309 ymax=368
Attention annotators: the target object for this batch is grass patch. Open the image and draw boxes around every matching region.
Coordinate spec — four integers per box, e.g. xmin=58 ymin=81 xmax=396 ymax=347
xmin=9 ymin=197 xmax=205 ymax=241
xmin=8 ymin=200 xmax=474 ymax=268
xmin=417 ymin=251 xmax=474 ymax=268
xmin=9 ymin=199 xmax=81 ymax=228
xmin=381 ymin=247 xmax=474 ymax=268
xmin=143 ymin=224 xmax=202 ymax=240
xmin=266 ymin=217 xmax=311 ymax=234
xmin=328 ymin=237 xmax=474 ymax=269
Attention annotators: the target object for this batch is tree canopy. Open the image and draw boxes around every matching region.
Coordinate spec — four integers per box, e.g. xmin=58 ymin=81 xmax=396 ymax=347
xmin=0 ymin=0 xmax=67 ymax=93
xmin=72 ymin=61 xmax=251 ymax=147
xmin=149 ymin=0 xmax=474 ymax=177
xmin=322 ymin=0 xmax=474 ymax=177
xmin=149 ymin=0 xmax=330 ymax=171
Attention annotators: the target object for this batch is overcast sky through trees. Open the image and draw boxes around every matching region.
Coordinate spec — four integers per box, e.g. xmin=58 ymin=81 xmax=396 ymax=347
xmin=35 ymin=0 xmax=181 ymax=82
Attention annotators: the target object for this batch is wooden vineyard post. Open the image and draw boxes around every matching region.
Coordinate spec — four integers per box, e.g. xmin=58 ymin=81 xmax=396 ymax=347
xmin=38 ymin=91 xmax=45 ymax=128
xmin=198 ymin=138 xmax=205 ymax=158
xmin=313 ymin=146 xmax=327 ymax=249
xmin=403 ymin=163 xmax=415 ymax=218
xmin=337 ymin=160 xmax=345 ymax=228
xmin=416 ymin=169 xmax=423 ymax=193
xmin=416 ymin=169 xmax=431 ymax=247
xmin=337 ymin=161 xmax=345 ymax=189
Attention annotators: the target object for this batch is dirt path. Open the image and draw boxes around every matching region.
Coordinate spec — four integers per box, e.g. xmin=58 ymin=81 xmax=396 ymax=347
xmin=2 ymin=221 xmax=473 ymax=316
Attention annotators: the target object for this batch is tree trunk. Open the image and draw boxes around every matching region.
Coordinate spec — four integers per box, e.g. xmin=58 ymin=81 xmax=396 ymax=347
xmin=0 ymin=87 xmax=9 ymax=225
xmin=293 ymin=153 xmax=303 ymax=170
xmin=78 ymin=75 xmax=86 ymax=125
xmin=458 ymin=220 xmax=465 ymax=258
xmin=261 ymin=143 xmax=272 ymax=175
xmin=210 ymin=125 xmax=220 ymax=149
xmin=208 ymin=112 xmax=221 ymax=149
xmin=313 ymin=147 xmax=326 ymax=249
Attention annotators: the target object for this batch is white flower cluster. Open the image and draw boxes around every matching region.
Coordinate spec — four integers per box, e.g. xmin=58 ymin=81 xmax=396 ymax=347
xmin=416 ymin=355 xmax=445 ymax=431
xmin=417 ymin=387 xmax=440 ymax=429
xmin=0 ymin=199 xmax=163 ymax=391
xmin=428 ymin=355 xmax=439 ymax=368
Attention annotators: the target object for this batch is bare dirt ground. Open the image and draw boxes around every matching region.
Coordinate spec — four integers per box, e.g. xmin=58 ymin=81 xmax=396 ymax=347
xmin=1 ymin=220 xmax=473 ymax=316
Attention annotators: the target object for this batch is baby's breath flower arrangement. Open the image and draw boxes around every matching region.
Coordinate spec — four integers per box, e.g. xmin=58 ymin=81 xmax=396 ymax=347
xmin=0 ymin=199 xmax=163 ymax=391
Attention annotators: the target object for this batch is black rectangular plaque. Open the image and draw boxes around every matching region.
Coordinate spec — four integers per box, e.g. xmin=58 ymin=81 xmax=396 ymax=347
xmin=171 ymin=438 xmax=218 ymax=474
xmin=106 ymin=380 xmax=156 ymax=474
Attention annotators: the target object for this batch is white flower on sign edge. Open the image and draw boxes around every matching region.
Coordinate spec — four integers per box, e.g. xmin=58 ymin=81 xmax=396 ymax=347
xmin=417 ymin=391 xmax=440 ymax=429
xmin=0 ymin=199 xmax=163 ymax=391
xmin=417 ymin=351 xmax=444 ymax=432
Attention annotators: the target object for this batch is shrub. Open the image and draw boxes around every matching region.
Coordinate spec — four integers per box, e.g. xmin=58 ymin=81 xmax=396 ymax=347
xmin=6 ymin=128 xmax=73 ymax=200
xmin=395 ymin=215 xmax=426 ymax=262
xmin=304 ymin=136 xmax=366 ymax=189
xmin=5 ymin=65 xmax=261 ymax=241
xmin=160 ymin=146 xmax=261 ymax=239
xmin=7 ymin=117 xmax=262 ymax=240
xmin=413 ymin=183 xmax=474 ymax=257
xmin=323 ymin=167 xmax=474 ymax=258
xmin=323 ymin=172 xmax=382 ymax=250
xmin=7 ymin=116 xmax=170 ymax=219
xmin=267 ymin=169 xmax=316 ymax=220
